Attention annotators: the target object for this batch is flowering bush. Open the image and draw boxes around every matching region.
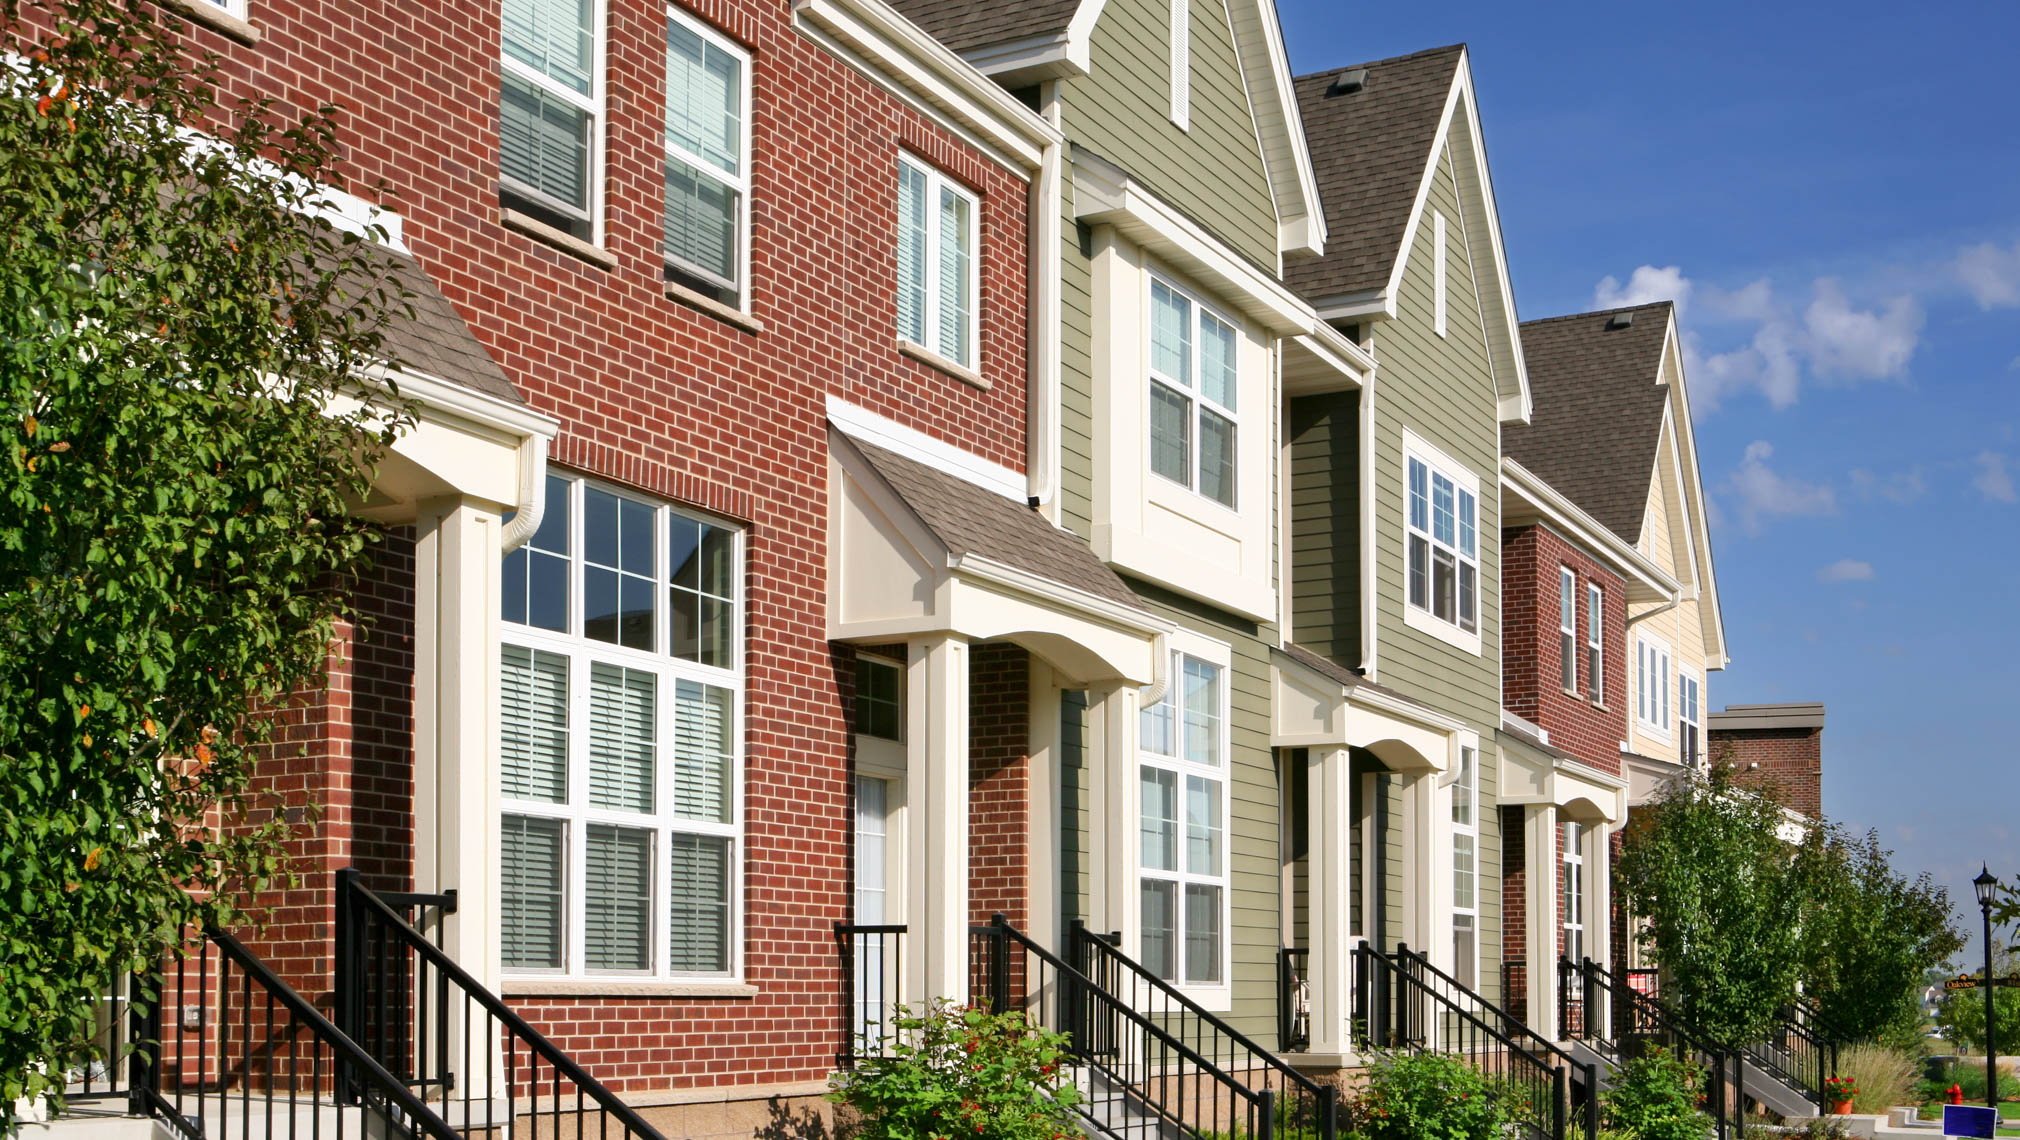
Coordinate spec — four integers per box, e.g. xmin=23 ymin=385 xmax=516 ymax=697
xmin=828 ymin=1000 xmax=1082 ymax=1140
xmin=1345 ymin=1051 xmax=1510 ymax=1140
xmin=1824 ymin=1075 xmax=1860 ymax=1104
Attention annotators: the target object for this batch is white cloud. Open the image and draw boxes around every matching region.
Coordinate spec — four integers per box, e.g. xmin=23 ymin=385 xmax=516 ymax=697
xmin=1725 ymin=440 xmax=1837 ymax=533
xmin=1956 ymin=241 xmax=2020 ymax=309
xmin=1594 ymin=265 xmax=1693 ymax=313
xmin=1972 ymin=451 xmax=2017 ymax=504
xmin=1804 ymin=279 xmax=1923 ymax=380
xmin=1849 ymin=466 xmax=1927 ymax=504
xmin=1815 ymin=558 xmax=1874 ymax=583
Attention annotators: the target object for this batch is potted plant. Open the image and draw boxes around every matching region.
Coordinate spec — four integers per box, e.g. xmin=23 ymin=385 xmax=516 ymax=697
xmin=1825 ymin=1075 xmax=1859 ymax=1115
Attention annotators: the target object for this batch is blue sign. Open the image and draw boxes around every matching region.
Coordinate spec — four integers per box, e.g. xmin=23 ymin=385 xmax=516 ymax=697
xmin=1943 ymin=1105 xmax=1998 ymax=1139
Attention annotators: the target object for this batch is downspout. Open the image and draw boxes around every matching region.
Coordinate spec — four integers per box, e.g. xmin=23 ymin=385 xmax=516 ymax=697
xmin=499 ymin=433 xmax=550 ymax=553
xmin=1359 ymin=362 xmax=1380 ymax=680
xmin=1026 ymin=82 xmax=1064 ymax=521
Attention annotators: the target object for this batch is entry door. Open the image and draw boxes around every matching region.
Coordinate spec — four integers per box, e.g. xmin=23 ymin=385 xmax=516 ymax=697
xmin=854 ymin=776 xmax=896 ymax=1044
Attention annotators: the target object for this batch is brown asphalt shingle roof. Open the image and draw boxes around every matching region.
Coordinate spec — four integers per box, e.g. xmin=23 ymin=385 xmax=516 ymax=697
xmin=370 ymin=246 xmax=523 ymax=407
xmin=1274 ymin=642 xmax=1438 ymax=717
xmin=1503 ymin=303 xmax=1674 ymax=544
xmin=844 ymin=436 xmax=1148 ymax=611
xmin=881 ymin=0 xmax=1083 ymax=56
xmin=1285 ymin=45 xmax=1464 ymax=301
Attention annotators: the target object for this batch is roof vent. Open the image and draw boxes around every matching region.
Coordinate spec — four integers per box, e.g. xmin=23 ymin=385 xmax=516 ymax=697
xmin=1606 ymin=312 xmax=1634 ymax=330
xmin=1328 ymin=68 xmax=1368 ymax=96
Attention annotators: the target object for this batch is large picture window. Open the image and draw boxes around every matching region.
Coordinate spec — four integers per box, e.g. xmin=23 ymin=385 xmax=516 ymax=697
xmin=499 ymin=473 xmax=742 ymax=979
xmin=1148 ymin=274 xmax=1240 ymax=508
xmin=664 ymin=11 xmax=750 ymax=306
xmin=500 ymin=0 xmax=601 ymax=242
xmin=896 ymin=156 xmax=979 ymax=370
xmin=1451 ymin=745 xmax=1478 ymax=988
xmin=1139 ymin=650 xmax=1228 ymax=993
xmin=1405 ymin=444 xmax=1479 ymax=638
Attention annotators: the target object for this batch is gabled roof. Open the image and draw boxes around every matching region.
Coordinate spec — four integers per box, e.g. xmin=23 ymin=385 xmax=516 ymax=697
xmin=1503 ymin=303 xmax=1674 ymax=543
xmin=1286 ymin=45 xmax=1463 ymax=301
xmin=372 ymin=247 xmax=524 ymax=407
xmin=878 ymin=0 xmax=1082 ymax=58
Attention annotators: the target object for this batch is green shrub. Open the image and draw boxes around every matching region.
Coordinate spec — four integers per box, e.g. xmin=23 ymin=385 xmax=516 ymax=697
xmin=1936 ymin=1063 xmax=2020 ymax=1104
xmin=1834 ymin=1042 xmax=1919 ymax=1113
xmin=1346 ymin=1052 xmax=1509 ymax=1140
xmin=1603 ymin=1047 xmax=1713 ymax=1140
xmin=827 ymin=1000 xmax=1082 ymax=1140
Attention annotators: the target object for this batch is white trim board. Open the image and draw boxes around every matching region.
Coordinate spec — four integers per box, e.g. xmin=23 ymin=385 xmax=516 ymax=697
xmin=826 ymin=395 xmax=1026 ymax=502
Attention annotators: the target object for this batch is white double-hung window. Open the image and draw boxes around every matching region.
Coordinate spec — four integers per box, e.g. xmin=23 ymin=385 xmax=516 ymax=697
xmin=500 ymin=0 xmax=601 ymax=243
xmin=1148 ymin=275 xmax=1239 ymax=508
xmin=1562 ymin=820 xmax=1585 ymax=962
xmin=1405 ymin=438 xmax=1480 ymax=644
xmin=1559 ymin=567 xmax=1577 ymax=692
xmin=499 ymin=473 xmax=743 ymax=980
xmin=1635 ymin=633 xmax=1671 ymax=740
xmin=1139 ymin=649 xmax=1229 ymax=995
xmin=1679 ymin=671 xmax=1701 ymax=767
xmin=1451 ymin=745 xmax=1478 ymax=987
xmin=896 ymin=156 xmax=979 ymax=370
xmin=1586 ymin=584 xmax=1604 ymax=704
xmin=664 ymin=11 xmax=750 ymax=307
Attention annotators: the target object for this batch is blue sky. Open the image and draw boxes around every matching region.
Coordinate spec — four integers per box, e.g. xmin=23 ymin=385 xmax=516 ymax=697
xmin=1275 ymin=0 xmax=2020 ymax=960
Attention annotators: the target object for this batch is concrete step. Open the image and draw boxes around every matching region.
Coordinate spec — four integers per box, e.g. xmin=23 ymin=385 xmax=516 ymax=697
xmin=1736 ymin=1054 xmax=1820 ymax=1121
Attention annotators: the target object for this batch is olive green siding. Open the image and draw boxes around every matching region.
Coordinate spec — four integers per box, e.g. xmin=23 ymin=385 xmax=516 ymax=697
xmin=1359 ymin=134 xmax=1508 ymax=1003
xmin=1287 ymin=390 xmax=1363 ymax=667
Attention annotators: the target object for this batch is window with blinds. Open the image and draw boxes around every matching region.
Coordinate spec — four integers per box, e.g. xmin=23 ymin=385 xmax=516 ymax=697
xmin=500 ymin=0 xmax=600 ymax=241
xmin=500 ymin=474 xmax=742 ymax=980
xmin=1138 ymin=649 xmax=1229 ymax=993
xmin=894 ymin=155 xmax=979 ymax=370
xmin=664 ymin=11 xmax=749 ymax=307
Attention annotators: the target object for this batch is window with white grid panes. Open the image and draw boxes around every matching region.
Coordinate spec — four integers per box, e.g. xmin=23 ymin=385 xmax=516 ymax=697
xmin=1559 ymin=567 xmax=1577 ymax=692
xmin=500 ymin=0 xmax=601 ymax=242
xmin=1138 ymin=651 xmax=1229 ymax=993
xmin=1679 ymin=671 xmax=1701 ymax=767
xmin=499 ymin=473 xmax=741 ymax=979
xmin=1587 ymin=584 xmax=1604 ymax=705
xmin=1148 ymin=274 xmax=1240 ymax=508
xmin=1405 ymin=446 xmax=1479 ymax=636
xmin=895 ymin=156 xmax=979 ymax=369
xmin=1636 ymin=633 xmax=1671 ymax=740
xmin=663 ymin=10 xmax=750 ymax=307
xmin=1451 ymin=745 xmax=1478 ymax=988
xmin=1562 ymin=820 xmax=1585 ymax=963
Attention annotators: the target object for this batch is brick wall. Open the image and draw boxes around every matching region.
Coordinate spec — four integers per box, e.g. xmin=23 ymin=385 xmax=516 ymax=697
xmin=95 ymin=0 xmax=1039 ymax=1094
xmin=1715 ymin=727 xmax=1823 ymax=818
xmin=1500 ymin=807 xmax=1526 ymax=1007
xmin=969 ymin=644 xmax=1031 ymax=928
xmin=1501 ymin=525 xmax=1627 ymax=774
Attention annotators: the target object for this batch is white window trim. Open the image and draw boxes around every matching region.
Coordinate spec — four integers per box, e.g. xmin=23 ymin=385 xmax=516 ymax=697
xmin=896 ymin=153 xmax=981 ymax=370
xmin=1168 ymin=0 xmax=1189 ymax=130
xmin=1678 ymin=668 xmax=1702 ymax=768
xmin=194 ymin=0 xmax=249 ymax=21
xmin=1400 ymin=430 xmax=1483 ymax=656
xmin=499 ymin=0 xmax=607 ymax=245
xmin=500 ymin=474 xmax=745 ymax=983
xmin=1450 ymin=744 xmax=1479 ymax=988
xmin=1432 ymin=211 xmax=1448 ymax=338
xmin=1635 ymin=631 xmax=1672 ymax=742
xmin=1145 ymin=266 xmax=1243 ymax=511
xmin=1586 ymin=583 xmax=1604 ymax=706
xmin=1562 ymin=820 xmax=1586 ymax=963
xmin=1137 ymin=632 xmax=1233 ymax=1010
xmin=663 ymin=9 xmax=752 ymax=309
xmin=1559 ymin=566 xmax=1577 ymax=694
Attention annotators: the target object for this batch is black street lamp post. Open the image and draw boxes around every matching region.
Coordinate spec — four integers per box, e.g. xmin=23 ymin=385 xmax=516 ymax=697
xmin=1975 ymin=866 xmax=2000 ymax=1112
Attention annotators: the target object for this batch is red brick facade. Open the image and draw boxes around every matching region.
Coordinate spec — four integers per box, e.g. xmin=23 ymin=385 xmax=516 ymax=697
xmin=1500 ymin=525 xmax=1627 ymax=774
xmin=138 ymin=0 xmax=1038 ymax=1096
xmin=970 ymin=644 xmax=1033 ymax=929
xmin=1715 ymin=726 xmax=1823 ymax=819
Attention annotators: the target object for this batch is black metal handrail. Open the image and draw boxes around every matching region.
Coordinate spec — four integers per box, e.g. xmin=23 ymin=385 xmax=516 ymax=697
xmin=61 ymin=972 xmax=137 ymax=1106
xmin=135 ymin=924 xmax=463 ymax=1140
xmin=1279 ymin=947 xmax=1310 ymax=1052
xmin=972 ymin=914 xmax=1321 ymax=1140
xmin=1561 ymin=956 xmax=1738 ymax=1140
xmin=1357 ymin=943 xmax=1590 ymax=1140
xmin=834 ymin=923 xmax=906 ymax=1068
xmin=337 ymin=869 xmax=668 ymax=1140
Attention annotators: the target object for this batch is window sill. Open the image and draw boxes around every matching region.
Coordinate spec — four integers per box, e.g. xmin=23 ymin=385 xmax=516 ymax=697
xmin=160 ymin=0 xmax=260 ymax=43
xmin=1400 ymin=603 xmax=1482 ymax=656
xmin=1591 ymin=700 xmax=1609 ymax=712
xmin=500 ymin=979 xmax=758 ymax=999
xmin=899 ymin=340 xmax=989 ymax=390
xmin=1562 ymin=686 xmax=1582 ymax=699
xmin=502 ymin=209 xmax=617 ymax=270
xmin=665 ymin=280 xmax=763 ymax=334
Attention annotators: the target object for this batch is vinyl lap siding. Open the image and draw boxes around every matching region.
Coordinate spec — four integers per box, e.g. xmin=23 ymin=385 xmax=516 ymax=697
xmin=1288 ymin=390 xmax=1362 ymax=664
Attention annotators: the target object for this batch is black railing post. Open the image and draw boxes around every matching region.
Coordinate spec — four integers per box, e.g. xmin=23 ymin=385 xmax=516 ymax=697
xmin=988 ymin=914 xmax=1012 ymax=1014
xmin=1319 ymin=1082 xmax=1339 ymax=1140
xmin=1733 ymin=1049 xmax=1745 ymax=1140
xmin=334 ymin=866 xmax=360 ymax=1101
xmin=1552 ymin=1060 xmax=1570 ymax=1140
xmin=1257 ymin=1087 xmax=1277 ymax=1140
xmin=1583 ymin=1059 xmax=1601 ymax=1140
xmin=834 ymin=922 xmax=855 ymax=1068
xmin=1557 ymin=958 xmax=1571 ymax=1039
xmin=126 ymin=967 xmax=154 ymax=1118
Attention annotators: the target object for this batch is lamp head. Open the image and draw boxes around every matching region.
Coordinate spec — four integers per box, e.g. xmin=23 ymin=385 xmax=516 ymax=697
xmin=1975 ymin=865 xmax=1998 ymax=908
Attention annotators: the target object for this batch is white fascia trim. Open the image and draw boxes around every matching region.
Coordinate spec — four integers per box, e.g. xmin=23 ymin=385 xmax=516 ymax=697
xmin=964 ymin=32 xmax=1084 ymax=81
xmin=1314 ymin=289 xmax=1396 ymax=323
xmin=1501 ymin=707 xmax=1547 ymax=745
xmin=1072 ymin=153 xmax=1310 ymax=334
xmin=1223 ymin=0 xmax=1323 ymax=256
xmin=951 ymin=553 xmax=1175 ymax=641
xmin=792 ymin=0 xmax=1062 ymax=172
xmin=827 ymin=395 xmax=1027 ymax=502
xmin=1062 ymin=0 xmax=1108 ymax=70
xmin=360 ymin=364 xmax=558 ymax=552
xmin=1501 ymin=458 xmax=1679 ymax=599
xmin=1351 ymin=683 xmax=1467 ymax=737
xmin=1658 ymin=314 xmax=1728 ymax=669
xmin=1297 ymin=319 xmax=1377 ymax=381
xmin=1376 ymin=52 xmax=1530 ymax=423
xmin=1559 ymin=755 xmax=1630 ymax=791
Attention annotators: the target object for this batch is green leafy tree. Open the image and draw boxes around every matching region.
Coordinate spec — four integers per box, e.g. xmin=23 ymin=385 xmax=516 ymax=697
xmin=1803 ymin=827 xmax=1965 ymax=1046
xmin=1934 ymin=940 xmax=2020 ymax=1057
xmin=1615 ymin=764 xmax=1821 ymax=1045
xmin=0 ymin=0 xmax=409 ymax=1122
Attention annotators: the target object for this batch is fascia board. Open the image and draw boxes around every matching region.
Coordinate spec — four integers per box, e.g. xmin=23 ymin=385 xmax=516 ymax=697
xmin=1223 ymin=0 xmax=1325 ymax=256
xmin=1659 ymin=313 xmax=1728 ymax=668
xmin=1500 ymin=457 xmax=1680 ymax=600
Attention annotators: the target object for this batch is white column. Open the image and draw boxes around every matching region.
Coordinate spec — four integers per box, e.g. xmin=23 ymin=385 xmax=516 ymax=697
xmin=1306 ymin=746 xmax=1355 ymax=1057
xmin=412 ymin=496 xmax=503 ymax=995
xmin=904 ymin=635 xmax=970 ymax=1004
xmin=1026 ymin=663 xmax=1062 ymax=952
xmin=1399 ymin=771 xmax=1438 ymax=955
xmin=1084 ymin=683 xmax=1138 ymax=943
xmin=1524 ymin=805 xmax=1559 ymax=1033
xmin=1586 ymin=820 xmax=1615 ymax=1033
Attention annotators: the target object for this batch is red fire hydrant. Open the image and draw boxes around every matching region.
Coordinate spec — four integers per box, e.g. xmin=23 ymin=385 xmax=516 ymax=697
xmin=1949 ymin=1084 xmax=1964 ymax=1106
